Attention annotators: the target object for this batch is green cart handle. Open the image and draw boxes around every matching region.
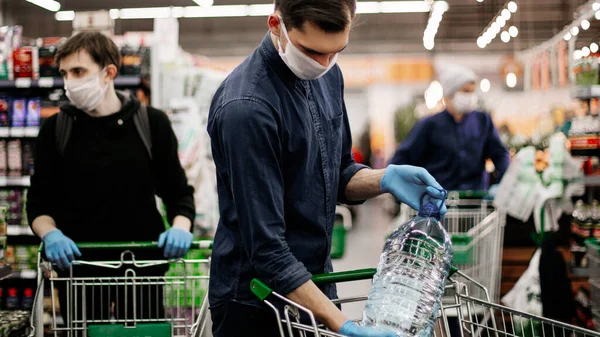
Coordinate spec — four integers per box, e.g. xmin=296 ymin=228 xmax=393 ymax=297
xmin=250 ymin=266 xmax=459 ymax=301
xmin=38 ymin=240 xmax=213 ymax=253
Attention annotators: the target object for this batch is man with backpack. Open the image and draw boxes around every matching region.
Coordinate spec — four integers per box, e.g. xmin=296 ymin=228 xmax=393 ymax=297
xmin=26 ymin=31 xmax=195 ymax=320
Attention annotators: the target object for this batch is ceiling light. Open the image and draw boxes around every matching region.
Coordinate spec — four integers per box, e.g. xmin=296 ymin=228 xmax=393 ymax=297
xmin=571 ymin=26 xmax=580 ymax=36
xmin=433 ymin=1 xmax=449 ymax=12
xmin=583 ymin=46 xmax=591 ymax=57
xmin=26 ymin=0 xmax=61 ymax=12
xmin=501 ymin=31 xmax=511 ymax=43
xmin=109 ymin=9 xmax=120 ymax=19
xmin=564 ymin=32 xmax=572 ymax=41
xmin=480 ymin=78 xmax=491 ymax=93
xmin=356 ymin=2 xmax=381 ymax=13
xmin=424 ymin=40 xmax=435 ymax=50
xmin=491 ymin=22 xmax=499 ymax=31
xmin=506 ymin=72 xmax=517 ymax=88
xmin=501 ymin=9 xmax=511 ymax=20
xmin=248 ymin=4 xmax=274 ymax=16
xmin=592 ymin=43 xmax=599 ymax=53
xmin=171 ymin=6 xmax=185 ymax=18
xmin=596 ymin=10 xmax=600 ymax=20
xmin=496 ymin=16 xmax=506 ymax=27
xmin=509 ymin=26 xmax=518 ymax=37
xmin=380 ymin=1 xmax=432 ymax=13
xmin=119 ymin=7 xmax=171 ymax=19
xmin=594 ymin=2 xmax=600 ymax=11
xmin=477 ymin=37 xmax=486 ymax=48
xmin=193 ymin=0 xmax=214 ymax=7
xmin=507 ymin=1 xmax=518 ymax=13
xmin=574 ymin=50 xmax=583 ymax=60
xmin=582 ymin=19 xmax=591 ymax=30
xmin=476 ymin=0 xmax=484 ymax=2
xmin=55 ymin=10 xmax=74 ymax=21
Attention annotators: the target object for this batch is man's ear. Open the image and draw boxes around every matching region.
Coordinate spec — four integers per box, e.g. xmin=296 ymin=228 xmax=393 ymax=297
xmin=268 ymin=13 xmax=282 ymax=37
xmin=105 ymin=64 xmax=119 ymax=81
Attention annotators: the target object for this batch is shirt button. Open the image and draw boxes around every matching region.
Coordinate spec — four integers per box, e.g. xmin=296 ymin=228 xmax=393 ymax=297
xmin=117 ymin=119 xmax=123 ymax=126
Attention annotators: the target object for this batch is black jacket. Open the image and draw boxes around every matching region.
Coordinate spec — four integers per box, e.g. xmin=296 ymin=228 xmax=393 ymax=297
xmin=27 ymin=91 xmax=195 ymax=252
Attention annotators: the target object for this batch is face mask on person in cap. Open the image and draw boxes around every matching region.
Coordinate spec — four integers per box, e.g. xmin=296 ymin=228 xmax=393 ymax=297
xmin=276 ymin=17 xmax=338 ymax=80
xmin=451 ymin=92 xmax=477 ymax=115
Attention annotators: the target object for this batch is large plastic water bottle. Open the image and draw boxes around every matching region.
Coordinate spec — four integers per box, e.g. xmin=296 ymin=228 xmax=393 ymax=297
xmin=362 ymin=192 xmax=453 ymax=337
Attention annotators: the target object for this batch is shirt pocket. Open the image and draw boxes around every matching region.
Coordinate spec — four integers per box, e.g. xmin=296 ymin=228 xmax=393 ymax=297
xmin=326 ymin=114 xmax=343 ymax=165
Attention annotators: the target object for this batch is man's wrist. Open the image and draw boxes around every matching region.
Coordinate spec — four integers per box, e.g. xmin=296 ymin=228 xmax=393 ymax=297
xmin=172 ymin=215 xmax=192 ymax=232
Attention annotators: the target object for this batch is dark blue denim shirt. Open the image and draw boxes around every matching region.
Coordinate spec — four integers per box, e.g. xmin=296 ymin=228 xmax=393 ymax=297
xmin=207 ymin=33 xmax=368 ymax=308
xmin=390 ymin=110 xmax=509 ymax=191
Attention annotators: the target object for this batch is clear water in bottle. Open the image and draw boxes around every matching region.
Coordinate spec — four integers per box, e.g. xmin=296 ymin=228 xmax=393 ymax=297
xmin=362 ymin=193 xmax=453 ymax=337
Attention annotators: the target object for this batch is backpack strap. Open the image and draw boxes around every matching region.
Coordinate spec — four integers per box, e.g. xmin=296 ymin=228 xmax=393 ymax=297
xmin=133 ymin=104 xmax=153 ymax=161
xmin=55 ymin=111 xmax=74 ymax=157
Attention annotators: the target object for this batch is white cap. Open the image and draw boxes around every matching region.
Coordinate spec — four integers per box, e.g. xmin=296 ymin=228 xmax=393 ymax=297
xmin=439 ymin=64 xmax=477 ymax=98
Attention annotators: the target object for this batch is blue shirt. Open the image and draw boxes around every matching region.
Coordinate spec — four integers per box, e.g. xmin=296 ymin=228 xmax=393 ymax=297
xmin=390 ymin=110 xmax=509 ymax=191
xmin=207 ymin=33 xmax=368 ymax=308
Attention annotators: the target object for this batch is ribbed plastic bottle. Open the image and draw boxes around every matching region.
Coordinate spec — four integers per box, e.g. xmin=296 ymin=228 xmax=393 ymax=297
xmin=362 ymin=193 xmax=453 ymax=337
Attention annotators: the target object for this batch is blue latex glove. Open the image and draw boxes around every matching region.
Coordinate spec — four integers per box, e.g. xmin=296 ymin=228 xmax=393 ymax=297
xmin=158 ymin=227 xmax=193 ymax=259
xmin=380 ymin=165 xmax=447 ymax=217
xmin=486 ymin=184 xmax=499 ymax=200
xmin=42 ymin=229 xmax=81 ymax=270
xmin=338 ymin=321 xmax=396 ymax=337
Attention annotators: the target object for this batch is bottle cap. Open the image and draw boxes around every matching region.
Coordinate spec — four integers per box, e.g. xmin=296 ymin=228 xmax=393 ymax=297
xmin=418 ymin=202 xmax=441 ymax=219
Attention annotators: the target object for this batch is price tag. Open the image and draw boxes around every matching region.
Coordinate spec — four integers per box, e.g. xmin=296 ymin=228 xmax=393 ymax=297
xmin=24 ymin=127 xmax=39 ymax=137
xmin=15 ymin=78 xmax=32 ymax=88
xmin=6 ymin=226 xmax=18 ymax=236
xmin=21 ymin=227 xmax=34 ymax=236
xmin=37 ymin=77 xmax=54 ymax=88
xmin=10 ymin=127 xmax=24 ymax=137
xmin=20 ymin=270 xmax=36 ymax=279
xmin=0 ymin=128 xmax=9 ymax=138
xmin=22 ymin=176 xmax=30 ymax=186
xmin=0 ymin=177 xmax=7 ymax=186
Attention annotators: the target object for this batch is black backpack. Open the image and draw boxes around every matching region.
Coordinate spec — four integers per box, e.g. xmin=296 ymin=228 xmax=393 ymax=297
xmin=55 ymin=102 xmax=153 ymax=160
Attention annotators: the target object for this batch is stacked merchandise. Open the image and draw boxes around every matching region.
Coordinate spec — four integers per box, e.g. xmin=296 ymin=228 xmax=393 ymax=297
xmin=572 ymin=200 xmax=600 ymax=269
xmin=0 ymin=310 xmax=30 ymax=336
xmin=586 ymin=238 xmax=600 ymax=330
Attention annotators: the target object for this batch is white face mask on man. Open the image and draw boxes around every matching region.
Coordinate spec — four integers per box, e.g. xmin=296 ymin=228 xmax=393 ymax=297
xmin=276 ymin=18 xmax=338 ymax=80
xmin=451 ymin=92 xmax=477 ymax=115
xmin=64 ymin=68 xmax=109 ymax=112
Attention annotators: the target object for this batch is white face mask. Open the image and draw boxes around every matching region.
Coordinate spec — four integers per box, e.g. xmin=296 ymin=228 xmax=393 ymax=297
xmin=277 ymin=18 xmax=338 ymax=80
xmin=64 ymin=68 xmax=109 ymax=112
xmin=452 ymin=92 xmax=477 ymax=115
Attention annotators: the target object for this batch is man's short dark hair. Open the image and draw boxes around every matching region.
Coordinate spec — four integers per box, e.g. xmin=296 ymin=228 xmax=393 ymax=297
xmin=275 ymin=0 xmax=356 ymax=33
xmin=55 ymin=31 xmax=121 ymax=70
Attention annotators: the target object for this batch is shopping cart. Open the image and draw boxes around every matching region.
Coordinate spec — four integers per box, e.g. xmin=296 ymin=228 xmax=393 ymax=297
xmin=28 ymin=241 xmax=212 ymax=337
xmin=250 ymin=268 xmax=600 ymax=337
xmin=396 ymin=190 xmax=505 ymax=303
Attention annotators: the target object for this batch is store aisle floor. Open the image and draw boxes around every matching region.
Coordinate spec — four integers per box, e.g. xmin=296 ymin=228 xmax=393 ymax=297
xmin=332 ymin=197 xmax=395 ymax=320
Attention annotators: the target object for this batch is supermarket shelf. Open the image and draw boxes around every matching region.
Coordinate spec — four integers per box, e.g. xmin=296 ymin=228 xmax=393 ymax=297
xmin=0 ymin=176 xmax=30 ymax=187
xmin=574 ymin=86 xmax=600 ymax=99
xmin=0 ymin=264 xmax=12 ymax=280
xmin=0 ymin=75 xmax=142 ymax=89
xmin=585 ymin=176 xmax=600 ymax=186
xmin=11 ymin=269 xmax=36 ymax=279
xmin=0 ymin=127 xmax=39 ymax=138
xmin=7 ymin=225 xmax=34 ymax=236
xmin=571 ymin=148 xmax=600 ymax=157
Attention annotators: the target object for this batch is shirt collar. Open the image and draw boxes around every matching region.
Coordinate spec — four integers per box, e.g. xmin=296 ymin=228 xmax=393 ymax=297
xmin=258 ymin=32 xmax=300 ymax=86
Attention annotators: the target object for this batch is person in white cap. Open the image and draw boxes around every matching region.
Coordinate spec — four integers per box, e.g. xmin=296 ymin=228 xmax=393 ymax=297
xmin=389 ymin=64 xmax=509 ymax=191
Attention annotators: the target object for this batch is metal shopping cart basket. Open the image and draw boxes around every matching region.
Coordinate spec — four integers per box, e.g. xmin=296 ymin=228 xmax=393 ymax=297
xmin=396 ymin=191 xmax=505 ymax=303
xmin=28 ymin=241 xmax=212 ymax=337
xmin=250 ymin=268 xmax=600 ymax=337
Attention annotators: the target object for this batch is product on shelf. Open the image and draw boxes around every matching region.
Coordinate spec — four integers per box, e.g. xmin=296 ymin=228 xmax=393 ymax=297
xmin=7 ymin=140 xmax=21 ymax=177
xmin=10 ymin=99 xmax=25 ymax=127
xmin=26 ymin=98 xmax=40 ymax=127
xmin=574 ymin=56 xmax=600 ymax=86
xmin=12 ymin=46 xmax=38 ymax=79
xmin=0 ymin=206 xmax=5 ymax=265
xmin=0 ymin=97 xmax=9 ymax=128
xmin=0 ymin=140 xmax=7 ymax=177
xmin=37 ymin=37 xmax=63 ymax=78
xmin=21 ymin=140 xmax=34 ymax=176
xmin=0 ymin=26 xmax=23 ymax=81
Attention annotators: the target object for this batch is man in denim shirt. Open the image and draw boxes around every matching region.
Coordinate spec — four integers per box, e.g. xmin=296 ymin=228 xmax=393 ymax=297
xmin=207 ymin=1 xmax=446 ymax=336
